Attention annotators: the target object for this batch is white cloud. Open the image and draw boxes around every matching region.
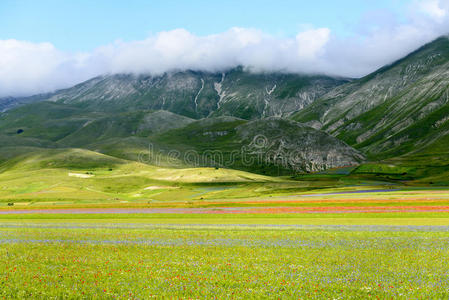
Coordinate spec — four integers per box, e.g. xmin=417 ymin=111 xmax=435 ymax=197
xmin=0 ymin=0 xmax=448 ymax=97
xmin=0 ymin=40 xmax=100 ymax=97
xmin=416 ymin=0 xmax=447 ymax=20
xmin=296 ymin=28 xmax=330 ymax=60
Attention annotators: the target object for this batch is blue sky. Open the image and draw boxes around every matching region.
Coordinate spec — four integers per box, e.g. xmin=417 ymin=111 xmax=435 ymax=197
xmin=0 ymin=0 xmax=448 ymax=96
xmin=1 ymin=0 xmax=409 ymax=51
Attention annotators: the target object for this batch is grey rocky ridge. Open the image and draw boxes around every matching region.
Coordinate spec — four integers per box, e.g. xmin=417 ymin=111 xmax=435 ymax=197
xmin=292 ymin=36 xmax=449 ymax=160
xmin=44 ymin=67 xmax=348 ymax=120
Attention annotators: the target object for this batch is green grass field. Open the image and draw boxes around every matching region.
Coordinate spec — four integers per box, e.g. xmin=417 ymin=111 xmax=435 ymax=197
xmin=1 ymin=176 xmax=449 ymax=298
xmin=1 ymin=218 xmax=449 ymax=298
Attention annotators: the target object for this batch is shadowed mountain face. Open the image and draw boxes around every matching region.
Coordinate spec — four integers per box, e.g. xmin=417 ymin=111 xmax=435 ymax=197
xmin=42 ymin=67 xmax=348 ymax=120
xmin=292 ymin=36 xmax=449 ymax=159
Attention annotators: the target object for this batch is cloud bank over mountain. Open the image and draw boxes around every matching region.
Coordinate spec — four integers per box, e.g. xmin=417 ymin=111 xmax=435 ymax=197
xmin=0 ymin=0 xmax=448 ymax=97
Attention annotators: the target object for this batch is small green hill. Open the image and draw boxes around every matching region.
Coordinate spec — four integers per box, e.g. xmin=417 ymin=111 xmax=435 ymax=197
xmin=0 ymin=147 xmax=287 ymax=204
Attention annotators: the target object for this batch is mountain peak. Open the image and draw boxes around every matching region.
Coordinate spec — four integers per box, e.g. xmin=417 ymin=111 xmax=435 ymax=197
xmin=33 ymin=68 xmax=346 ymax=120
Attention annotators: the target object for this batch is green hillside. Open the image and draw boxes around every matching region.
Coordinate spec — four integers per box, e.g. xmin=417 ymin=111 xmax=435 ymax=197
xmin=0 ymin=100 xmax=364 ymax=175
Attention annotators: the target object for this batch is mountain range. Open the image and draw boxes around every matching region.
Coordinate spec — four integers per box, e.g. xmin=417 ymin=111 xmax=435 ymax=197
xmin=1 ymin=36 xmax=449 ymax=183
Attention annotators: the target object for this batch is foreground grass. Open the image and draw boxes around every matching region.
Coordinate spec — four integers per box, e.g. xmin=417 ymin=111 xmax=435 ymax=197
xmin=0 ymin=222 xmax=448 ymax=298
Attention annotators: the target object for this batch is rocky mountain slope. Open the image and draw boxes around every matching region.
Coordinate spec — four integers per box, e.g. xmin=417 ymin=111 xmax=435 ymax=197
xmin=292 ymin=36 xmax=449 ymax=159
xmin=42 ymin=67 xmax=347 ymax=119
